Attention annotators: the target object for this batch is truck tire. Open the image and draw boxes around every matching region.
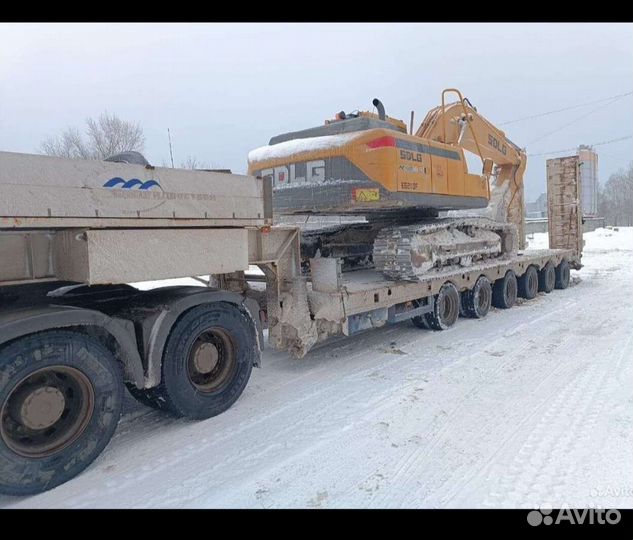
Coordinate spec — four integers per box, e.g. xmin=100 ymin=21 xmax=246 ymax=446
xmin=518 ymin=265 xmax=539 ymax=300
xmin=424 ymin=282 xmax=460 ymax=330
xmin=144 ymin=303 xmax=255 ymax=420
xmin=0 ymin=331 xmax=123 ymax=496
xmin=492 ymin=270 xmax=517 ymax=309
xmin=461 ymin=276 xmax=492 ymax=319
xmin=555 ymin=259 xmax=571 ymax=289
xmin=538 ymin=262 xmax=556 ymax=293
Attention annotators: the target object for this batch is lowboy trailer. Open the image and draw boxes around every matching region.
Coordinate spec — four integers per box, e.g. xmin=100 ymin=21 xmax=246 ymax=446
xmin=0 ymin=150 xmax=582 ymax=495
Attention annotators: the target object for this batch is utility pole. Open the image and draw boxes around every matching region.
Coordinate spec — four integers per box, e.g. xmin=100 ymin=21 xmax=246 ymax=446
xmin=167 ymin=128 xmax=175 ymax=168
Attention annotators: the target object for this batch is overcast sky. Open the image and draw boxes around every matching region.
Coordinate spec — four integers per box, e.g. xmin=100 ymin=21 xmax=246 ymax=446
xmin=1 ymin=23 xmax=631 ymax=201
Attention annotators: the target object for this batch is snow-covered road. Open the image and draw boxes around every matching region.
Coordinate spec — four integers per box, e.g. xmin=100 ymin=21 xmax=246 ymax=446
xmin=2 ymin=228 xmax=632 ymax=509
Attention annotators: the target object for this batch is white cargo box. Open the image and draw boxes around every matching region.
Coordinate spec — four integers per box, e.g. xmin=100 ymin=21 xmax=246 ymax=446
xmin=0 ymin=151 xmax=271 ymax=228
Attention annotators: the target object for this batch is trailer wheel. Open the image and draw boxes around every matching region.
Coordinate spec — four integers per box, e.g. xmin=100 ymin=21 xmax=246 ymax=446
xmin=148 ymin=303 xmax=255 ymax=420
xmin=538 ymin=262 xmax=556 ymax=293
xmin=518 ymin=265 xmax=539 ymax=300
xmin=492 ymin=270 xmax=518 ymax=309
xmin=555 ymin=259 xmax=571 ymax=289
xmin=424 ymin=282 xmax=460 ymax=330
xmin=0 ymin=331 xmax=122 ymax=496
xmin=461 ymin=276 xmax=492 ymax=319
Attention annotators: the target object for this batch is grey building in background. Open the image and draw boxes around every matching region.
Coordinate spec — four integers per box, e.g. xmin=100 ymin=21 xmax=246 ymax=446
xmin=577 ymin=145 xmax=599 ymax=216
xmin=525 ymin=192 xmax=548 ymax=218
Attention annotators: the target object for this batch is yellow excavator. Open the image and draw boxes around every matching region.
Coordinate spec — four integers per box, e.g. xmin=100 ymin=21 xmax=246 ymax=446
xmin=248 ymin=89 xmax=527 ymax=281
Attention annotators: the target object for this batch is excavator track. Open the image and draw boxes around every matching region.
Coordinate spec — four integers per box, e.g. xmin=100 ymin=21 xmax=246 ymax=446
xmin=299 ymin=221 xmax=379 ymax=272
xmin=296 ymin=212 xmax=430 ymax=273
xmin=373 ymin=217 xmax=519 ymax=281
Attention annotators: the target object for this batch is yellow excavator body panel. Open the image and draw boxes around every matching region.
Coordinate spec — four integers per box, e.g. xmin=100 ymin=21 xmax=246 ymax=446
xmin=248 ymin=127 xmax=489 ymax=216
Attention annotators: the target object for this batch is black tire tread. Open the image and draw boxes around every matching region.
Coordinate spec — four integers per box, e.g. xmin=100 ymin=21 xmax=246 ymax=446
xmin=0 ymin=330 xmax=123 ymax=496
xmin=518 ymin=265 xmax=539 ymax=300
xmin=461 ymin=276 xmax=492 ymax=319
xmin=492 ymin=270 xmax=518 ymax=309
xmin=555 ymin=259 xmax=571 ymax=289
xmin=425 ymin=282 xmax=460 ymax=330
xmin=538 ymin=262 xmax=556 ymax=293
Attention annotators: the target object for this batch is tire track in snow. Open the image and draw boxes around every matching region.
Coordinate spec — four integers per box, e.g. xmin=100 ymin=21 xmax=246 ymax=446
xmin=364 ymin=317 xmax=579 ymax=507
xmin=350 ymin=278 xmax=625 ymax=507
xmin=477 ymin=329 xmax=633 ymax=508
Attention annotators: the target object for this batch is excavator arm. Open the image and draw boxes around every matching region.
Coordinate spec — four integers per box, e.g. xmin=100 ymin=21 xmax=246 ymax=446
xmin=416 ymin=89 xmax=528 ymax=248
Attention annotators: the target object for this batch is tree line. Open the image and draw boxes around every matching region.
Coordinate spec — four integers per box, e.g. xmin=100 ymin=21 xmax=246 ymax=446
xmin=598 ymin=162 xmax=633 ymax=227
xmin=39 ymin=111 xmax=215 ymax=170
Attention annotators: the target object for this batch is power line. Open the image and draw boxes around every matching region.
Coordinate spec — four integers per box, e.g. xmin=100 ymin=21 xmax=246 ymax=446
xmin=499 ymin=90 xmax=633 ymax=126
xmin=527 ymin=135 xmax=633 ymax=157
xmin=526 ymin=96 xmax=626 ymax=146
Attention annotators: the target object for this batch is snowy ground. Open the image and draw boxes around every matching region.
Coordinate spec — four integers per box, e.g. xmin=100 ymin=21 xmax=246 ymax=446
xmin=1 ymin=228 xmax=632 ymax=509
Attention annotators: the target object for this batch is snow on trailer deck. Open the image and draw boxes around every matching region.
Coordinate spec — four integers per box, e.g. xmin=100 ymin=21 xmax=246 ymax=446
xmin=1 ymin=228 xmax=631 ymax=509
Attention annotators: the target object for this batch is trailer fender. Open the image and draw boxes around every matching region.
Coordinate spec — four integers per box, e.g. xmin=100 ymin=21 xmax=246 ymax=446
xmin=0 ymin=305 xmax=145 ymax=387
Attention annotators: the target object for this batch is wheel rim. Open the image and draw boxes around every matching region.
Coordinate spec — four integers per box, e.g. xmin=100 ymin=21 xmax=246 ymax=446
xmin=187 ymin=328 xmax=237 ymax=393
xmin=0 ymin=366 xmax=95 ymax=458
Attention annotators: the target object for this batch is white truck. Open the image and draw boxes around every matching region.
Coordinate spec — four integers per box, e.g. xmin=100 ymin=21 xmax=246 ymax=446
xmin=0 ymin=150 xmax=583 ymax=495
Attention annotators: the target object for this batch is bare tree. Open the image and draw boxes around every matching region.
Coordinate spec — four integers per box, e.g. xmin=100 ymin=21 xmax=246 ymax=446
xmin=39 ymin=112 xmax=144 ymax=160
xmin=180 ymin=155 xmax=212 ymax=170
xmin=39 ymin=127 xmax=91 ymax=160
xmin=598 ymin=162 xmax=633 ymax=226
xmin=160 ymin=155 xmax=219 ymax=170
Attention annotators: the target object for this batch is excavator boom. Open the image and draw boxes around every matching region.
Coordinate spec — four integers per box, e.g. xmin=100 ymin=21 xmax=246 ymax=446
xmin=416 ymin=89 xmax=527 ymax=247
